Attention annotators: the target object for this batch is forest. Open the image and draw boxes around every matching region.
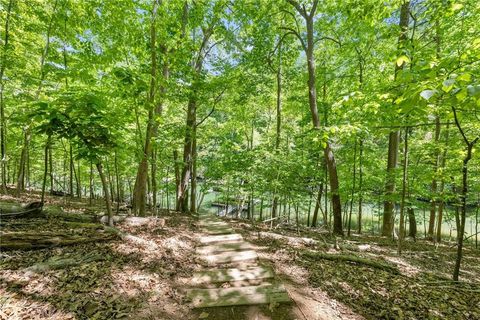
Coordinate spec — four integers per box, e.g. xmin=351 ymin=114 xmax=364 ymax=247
xmin=0 ymin=0 xmax=479 ymax=319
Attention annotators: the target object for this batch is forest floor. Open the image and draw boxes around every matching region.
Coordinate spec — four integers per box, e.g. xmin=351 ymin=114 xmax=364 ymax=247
xmin=1 ymin=194 xmax=479 ymax=320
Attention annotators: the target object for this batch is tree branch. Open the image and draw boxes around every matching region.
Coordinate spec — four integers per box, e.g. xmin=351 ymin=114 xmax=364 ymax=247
xmin=195 ymin=88 xmax=226 ymax=127
xmin=280 ymin=26 xmax=306 ymax=52
xmin=452 ymin=106 xmax=470 ymax=146
xmin=314 ymin=36 xmax=342 ymax=47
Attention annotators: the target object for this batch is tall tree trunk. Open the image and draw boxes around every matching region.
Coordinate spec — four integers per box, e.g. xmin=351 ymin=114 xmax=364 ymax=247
xmin=76 ymin=158 xmax=81 ymax=198
xmin=41 ymin=136 xmax=51 ymax=204
xmin=17 ymin=0 xmax=58 ymax=196
xmin=311 ymin=183 xmax=323 ymax=227
xmin=96 ymin=162 xmax=113 ymax=227
xmin=348 ymin=138 xmax=357 ymax=236
xmin=178 ymin=25 xmax=212 ymax=213
xmin=49 ymin=144 xmax=54 ymax=193
xmin=114 ymin=150 xmax=121 ymax=213
xmin=89 ymin=162 xmax=93 ymax=205
xmin=69 ymin=144 xmax=74 ymax=198
xmin=0 ymin=0 xmax=14 ymax=194
xmin=428 ymin=116 xmax=442 ymax=240
xmin=190 ymin=124 xmax=197 ymax=213
xmin=173 ymin=150 xmax=180 ymax=206
xmin=132 ymin=1 xmax=165 ymax=216
xmin=436 ymin=123 xmax=450 ymax=242
xmin=408 ymin=208 xmax=417 ymax=240
xmin=177 ymin=97 xmax=196 ymax=212
xmin=151 ymin=147 xmax=157 ymax=210
xmin=271 ymin=45 xmax=282 ymax=219
xmin=452 ymin=107 xmax=478 ymax=281
xmin=383 ymin=1 xmax=410 ymax=237
xmin=16 ymin=132 xmax=29 ymax=196
xmin=357 ymin=139 xmax=364 ymax=233
xmin=398 ymin=128 xmax=409 ymax=254
xmin=287 ymin=0 xmax=343 ymax=235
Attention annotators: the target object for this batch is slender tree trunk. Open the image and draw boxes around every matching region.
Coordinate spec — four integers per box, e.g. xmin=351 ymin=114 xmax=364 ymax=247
xmin=348 ymin=139 xmax=358 ymax=236
xmin=428 ymin=116 xmax=442 ymax=240
xmin=190 ymin=124 xmax=197 ymax=213
xmin=398 ymin=128 xmax=409 ymax=254
xmin=96 ymin=162 xmax=113 ymax=227
xmin=357 ymin=139 xmax=364 ymax=233
xmin=16 ymin=132 xmax=29 ymax=196
xmin=49 ymin=144 xmax=54 ymax=193
xmin=114 ymin=150 xmax=121 ymax=213
xmin=132 ymin=1 xmax=164 ymax=216
xmin=41 ymin=136 xmax=51 ymax=204
xmin=452 ymin=107 xmax=479 ymax=281
xmin=408 ymin=208 xmax=417 ymax=240
xmin=17 ymin=0 xmax=58 ymax=196
xmin=0 ymin=0 xmax=14 ymax=194
xmin=151 ymin=147 xmax=157 ymax=209
xmin=271 ymin=46 xmax=282 ymax=219
xmin=311 ymin=183 xmax=323 ymax=227
xmin=173 ymin=150 xmax=180 ymax=206
xmin=178 ymin=98 xmax=195 ymax=212
xmin=436 ymin=122 xmax=449 ymax=242
xmin=304 ymin=6 xmax=343 ymax=235
xmin=383 ymin=1 xmax=410 ymax=237
xmin=69 ymin=144 xmax=74 ymax=197
xmin=89 ymin=162 xmax=93 ymax=206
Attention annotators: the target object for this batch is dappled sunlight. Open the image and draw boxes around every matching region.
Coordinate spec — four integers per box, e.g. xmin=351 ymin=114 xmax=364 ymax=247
xmin=383 ymin=256 xmax=421 ymax=276
xmin=0 ymin=288 xmax=75 ymax=320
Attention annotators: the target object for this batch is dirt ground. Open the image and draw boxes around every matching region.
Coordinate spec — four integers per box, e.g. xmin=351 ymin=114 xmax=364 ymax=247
xmin=1 ymin=194 xmax=479 ymax=319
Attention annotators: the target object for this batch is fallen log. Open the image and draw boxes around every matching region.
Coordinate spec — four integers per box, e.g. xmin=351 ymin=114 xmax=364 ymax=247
xmin=301 ymin=251 xmax=400 ymax=274
xmin=42 ymin=208 xmax=98 ymax=223
xmin=0 ymin=202 xmax=43 ymax=218
xmin=0 ymin=230 xmax=119 ymax=251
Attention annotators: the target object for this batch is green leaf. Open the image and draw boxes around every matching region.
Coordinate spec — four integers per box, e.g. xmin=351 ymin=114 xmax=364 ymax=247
xmin=457 ymin=73 xmax=471 ymax=82
xmin=452 ymin=3 xmax=464 ymax=11
xmin=396 ymin=55 xmax=410 ymax=67
xmin=442 ymin=79 xmax=455 ymax=92
xmin=420 ymin=89 xmax=437 ymax=101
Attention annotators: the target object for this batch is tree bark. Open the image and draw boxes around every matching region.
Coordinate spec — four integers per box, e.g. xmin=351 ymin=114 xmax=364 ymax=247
xmin=311 ymin=183 xmax=323 ymax=227
xmin=398 ymin=128 xmax=409 ymax=254
xmin=178 ymin=25 xmax=213 ymax=213
xmin=0 ymin=0 xmax=14 ymax=194
xmin=17 ymin=0 xmax=58 ymax=196
xmin=357 ymin=139 xmax=364 ymax=233
xmin=132 ymin=0 xmax=165 ymax=216
xmin=428 ymin=116 xmax=442 ymax=240
xmin=452 ymin=107 xmax=479 ymax=281
xmin=348 ymin=138 xmax=357 ymax=236
xmin=96 ymin=162 xmax=113 ymax=227
xmin=41 ymin=136 xmax=51 ymax=204
xmin=383 ymin=1 xmax=410 ymax=237
xmin=287 ymin=0 xmax=343 ymax=235
xmin=436 ymin=123 xmax=449 ymax=242
xmin=271 ymin=45 xmax=282 ymax=219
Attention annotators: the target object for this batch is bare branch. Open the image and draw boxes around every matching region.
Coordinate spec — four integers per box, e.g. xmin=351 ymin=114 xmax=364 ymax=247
xmin=195 ymin=88 xmax=226 ymax=127
xmin=280 ymin=26 xmax=306 ymax=52
xmin=314 ymin=36 xmax=342 ymax=47
xmin=452 ymin=106 xmax=470 ymax=146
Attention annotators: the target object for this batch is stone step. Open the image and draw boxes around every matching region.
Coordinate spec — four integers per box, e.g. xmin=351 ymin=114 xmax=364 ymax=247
xmin=199 ymin=249 xmax=258 ymax=265
xmin=196 ymin=242 xmax=254 ymax=255
xmin=199 ymin=233 xmax=243 ymax=245
xmin=186 ymin=283 xmax=290 ymax=308
xmin=201 ymin=227 xmax=234 ymax=235
xmin=191 ymin=266 xmax=274 ymax=286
